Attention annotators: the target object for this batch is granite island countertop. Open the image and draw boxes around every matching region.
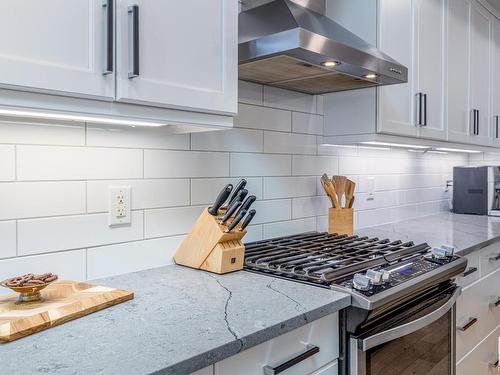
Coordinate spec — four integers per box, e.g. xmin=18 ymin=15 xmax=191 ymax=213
xmin=0 ymin=265 xmax=350 ymax=375
xmin=358 ymin=212 xmax=500 ymax=256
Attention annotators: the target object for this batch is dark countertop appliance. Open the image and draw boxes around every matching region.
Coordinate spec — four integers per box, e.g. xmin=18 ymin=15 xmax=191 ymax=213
xmin=244 ymin=232 xmax=467 ymax=375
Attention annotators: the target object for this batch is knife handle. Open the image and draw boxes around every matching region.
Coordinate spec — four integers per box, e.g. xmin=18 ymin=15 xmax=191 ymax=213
xmin=226 ymin=209 xmax=247 ymax=233
xmin=227 ymin=179 xmax=247 ymax=206
xmin=240 ymin=209 xmax=256 ymax=231
xmin=219 ymin=199 xmax=242 ymax=224
xmin=208 ymin=184 xmax=232 ymax=216
xmin=236 ymin=195 xmax=256 ymax=217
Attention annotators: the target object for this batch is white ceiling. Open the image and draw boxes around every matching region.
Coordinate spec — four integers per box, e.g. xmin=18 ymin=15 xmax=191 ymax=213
xmin=487 ymin=0 xmax=500 ymax=13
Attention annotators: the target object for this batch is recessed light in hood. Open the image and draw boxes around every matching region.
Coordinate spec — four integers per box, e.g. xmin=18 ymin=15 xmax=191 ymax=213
xmin=238 ymin=0 xmax=408 ymax=95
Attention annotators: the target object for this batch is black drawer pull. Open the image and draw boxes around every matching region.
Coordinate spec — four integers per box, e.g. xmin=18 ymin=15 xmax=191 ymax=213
xmin=491 ymin=298 xmax=500 ymax=308
xmin=457 ymin=317 xmax=478 ymax=332
xmin=461 ymin=267 xmax=478 ymax=277
xmin=489 ymin=253 xmax=500 ymax=262
xmin=128 ymin=4 xmax=139 ymax=79
xmin=263 ymin=345 xmax=319 ymax=375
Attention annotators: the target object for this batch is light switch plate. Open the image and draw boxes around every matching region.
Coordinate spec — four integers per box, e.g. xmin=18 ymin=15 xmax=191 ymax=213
xmin=109 ymin=186 xmax=131 ymax=226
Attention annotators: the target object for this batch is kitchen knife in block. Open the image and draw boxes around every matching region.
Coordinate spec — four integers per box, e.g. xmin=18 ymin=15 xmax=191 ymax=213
xmin=328 ymin=207 xmax=353 ymax=236
xmin=227 ymin=179 xmax=247 ymax=206
xmin=219 ymin=199 xmax=242 ymax=224
xmin=174 ymin=208 xmax=247 ymax=274
xmin=208 ymin=184 xmax=232 ymax=216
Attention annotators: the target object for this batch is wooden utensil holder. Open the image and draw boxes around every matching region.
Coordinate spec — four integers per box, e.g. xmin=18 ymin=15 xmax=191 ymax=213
xmin=174 ymin=208 xmax=247 ymax=274
xmin=328 ymin=208 xmax=353 ymax=236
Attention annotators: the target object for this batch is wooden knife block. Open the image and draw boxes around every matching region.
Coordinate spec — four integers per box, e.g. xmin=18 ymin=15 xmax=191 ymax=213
xmin=328 ymin=208 xmax=353 ymax=236
xmin=174 ymin=208 xmax=247 ymax=274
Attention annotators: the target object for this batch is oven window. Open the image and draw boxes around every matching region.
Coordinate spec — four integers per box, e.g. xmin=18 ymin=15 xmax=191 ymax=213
xmin=366 ymin=311 xmax=451 ymax=375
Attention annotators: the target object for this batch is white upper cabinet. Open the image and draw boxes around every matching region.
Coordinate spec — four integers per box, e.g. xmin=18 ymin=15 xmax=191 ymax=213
xmin=447 ymin=0 xmax=472 ymax=144
xmin=377 ymin=0 xmax=417 ymax=137
xmin=414 ymin=0 xmax=446 ymax=140
xmin=116 ymin=0 xmax=238 ymax=115
xmin=492 ymin=18 xmax=500 ymax=145
xmin=469 ymin=2 xmax=492 ymax=145
xmin=0 ymin=0 xmax=114 ymax=100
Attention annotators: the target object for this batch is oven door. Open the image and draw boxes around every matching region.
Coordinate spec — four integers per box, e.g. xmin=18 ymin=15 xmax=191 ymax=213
xmin=349 ymin=285 xmax=461 ymax=375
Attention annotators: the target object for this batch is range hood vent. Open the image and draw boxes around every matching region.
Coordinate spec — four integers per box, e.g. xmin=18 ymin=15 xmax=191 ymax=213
xmin=239 ymin=0 xmax=408 ymax=95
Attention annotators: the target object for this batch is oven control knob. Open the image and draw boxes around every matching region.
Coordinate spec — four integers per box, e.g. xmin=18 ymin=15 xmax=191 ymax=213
xmin=365 ymin=269 xmax=383 ymax=286
xmin=382 ymin=270 xmax=391 ymax=284
xmin=353 ymin=273 xmax=371 ymax=291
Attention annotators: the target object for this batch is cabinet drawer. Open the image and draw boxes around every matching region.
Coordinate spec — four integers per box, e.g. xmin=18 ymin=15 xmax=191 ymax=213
xmin=457 ymin=323 xmax=500 ymax=375
xmin=215 ymin=313 xmax=339 ymax=375
xmin=309 ymin=360 xmax=338 ymax=375
xmin=479 ymin=243 xmax=500 ymax=277
xmin=456 ymin=267 xmax=500 ymax=360
xmin=456 ymin=252 xmax=480 ymax=287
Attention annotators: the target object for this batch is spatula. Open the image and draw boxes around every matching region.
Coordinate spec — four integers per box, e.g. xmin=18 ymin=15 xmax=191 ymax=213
xmin=321 ymin=174 xmax=339 ymax=208
xmin=332 ymin=176 xmax=347 ymax=207
xmin=344 ymin=179 xmax=356 ymax=209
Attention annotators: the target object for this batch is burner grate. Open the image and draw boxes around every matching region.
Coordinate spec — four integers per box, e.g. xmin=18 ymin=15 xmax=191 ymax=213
xmin=244 ymin=232 xmax=430 ymax=285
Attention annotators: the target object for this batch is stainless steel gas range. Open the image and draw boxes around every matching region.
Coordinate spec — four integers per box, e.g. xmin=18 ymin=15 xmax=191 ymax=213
xmin=244 ymin=232 xmax=467 ymax=375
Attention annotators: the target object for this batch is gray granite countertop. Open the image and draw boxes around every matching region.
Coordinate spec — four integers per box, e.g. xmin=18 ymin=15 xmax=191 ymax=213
xmin=0 ymin=266 xmax=350 ymax=375
xmin=358 ymin=212 xmax=500 ymax=256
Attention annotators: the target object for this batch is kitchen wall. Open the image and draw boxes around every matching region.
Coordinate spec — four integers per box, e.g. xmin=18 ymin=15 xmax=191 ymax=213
xmin=0 ymin=81 xmax=467 ymax=288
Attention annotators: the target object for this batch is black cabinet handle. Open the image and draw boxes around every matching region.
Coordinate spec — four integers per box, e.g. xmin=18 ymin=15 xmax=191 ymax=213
xmin=423 ymin=93 xmax=427 ymax=126
xmin=476 ymin=109 xmax=480 ymax=135
xmin=102 ymin=0 xmax=114 ymax=75
xmin=490 ymin=297 xmax=500 ymax=309
xmin=128 ymin=5 xmax=139 ymax=79
xmin=416 ymin=93 xmax=425 ymax=126
xmin=461 ymin=267 xmax=478 ymax=277
xmin=263 ymin=345 xmax=320 ymax=375
xmin=489 ymin=253 xmax=500 ymax=262
xmin=457 ymin=317 xmax=478 ymax=332
xmin=495 ymin=115 xmax=499 ymax=139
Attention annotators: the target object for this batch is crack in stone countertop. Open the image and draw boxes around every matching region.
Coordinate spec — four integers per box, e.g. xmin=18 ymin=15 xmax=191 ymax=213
xmin=266 ymin=278 xmax=306 ymax=316
xmin=206 ymin=273 xmax=244 ymax=353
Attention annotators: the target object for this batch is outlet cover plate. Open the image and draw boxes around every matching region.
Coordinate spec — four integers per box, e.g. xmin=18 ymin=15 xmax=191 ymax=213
xmin=109 ymin=186 xmax=131 ymax=226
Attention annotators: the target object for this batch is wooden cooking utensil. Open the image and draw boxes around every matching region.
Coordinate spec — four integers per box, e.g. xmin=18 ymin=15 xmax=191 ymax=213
xmin=332 ymin=176 xmax=347 ymax=207
xmin=321 ymin=175 xmax=338 ymax=208
xmin=344 ymin=179 xmax=356 ymax=209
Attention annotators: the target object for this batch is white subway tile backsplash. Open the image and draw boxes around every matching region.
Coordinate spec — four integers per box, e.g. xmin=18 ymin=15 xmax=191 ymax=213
xmin=18 ymin=212 xmax=144 ymax=256
xmin=263 ymin=86 xmax=317 ymax=114
xmin=0 ymin=250 xmax=86 ymax=295
xmin=0 ymin=182 xmax=85 ymax=220
xmin=191 ymin=177 xmax=263 ymax=205
xmin=0 ymin=120 xmax=85 ymax=146
xmin=244 ymin=224 xmax=263 ymax=242
xmin=17 ymin=146 xmax=143 ymax=180
xmin=144 ymin=206 xmax=205 ymax=239
xmin=251 ymin=199 xmax=292 ymax=224
xmin=263 ymin=176 xmax=317 ymax=199
xmin=87 ymin=236 xmax=183 ymax=279
xmin=192 ymin=128 xmax=263 ymax=152
xmin=0 ymin=145 xmax=15 ymax=181
xmin=235 ymin=104 xmax=291 ymax=132
xmin=231 ymin=153 xmax=291 ymax=177
xmin=0 ymin=221 xmax=16 ymax=259
xmin=87 ymin=179 xmax=190 ymax=212
xmin=292 ymin=196 xmax=330 ymax=219
xmin=264 ymin=131 xmax=317 ymax=155
xmin=144 ymin=150 xmax=229 ymax=178
xmin=292 ymin=155 xmax=338 ymax=176
xmin=263 ymin=217 xmax=316 ymax=238
xmin=238 ymin=81 xmax=263 ymax=105
xmin=87 ymin=125 xmax=189 ymax=150
xmin=292 ymin=113 xmax=324 ymax=135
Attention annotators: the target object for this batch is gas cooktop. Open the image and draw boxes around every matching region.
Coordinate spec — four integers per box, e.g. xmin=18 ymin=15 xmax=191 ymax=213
xmin=244 ymin=232 xmax=467 ymax=310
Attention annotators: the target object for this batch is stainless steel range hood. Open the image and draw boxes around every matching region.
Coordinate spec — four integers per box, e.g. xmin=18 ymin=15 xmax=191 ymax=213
xmin=239 ymin=0 xmax=408 ymax=95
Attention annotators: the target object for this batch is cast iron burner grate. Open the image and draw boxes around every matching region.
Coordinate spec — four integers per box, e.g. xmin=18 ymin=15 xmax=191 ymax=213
xmin=244 ymin=232 xmax=431 ymax=286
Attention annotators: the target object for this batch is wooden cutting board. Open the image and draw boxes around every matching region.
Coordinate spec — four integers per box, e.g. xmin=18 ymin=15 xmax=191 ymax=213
xmin=0 ymin=280 xmax=133 ymax=342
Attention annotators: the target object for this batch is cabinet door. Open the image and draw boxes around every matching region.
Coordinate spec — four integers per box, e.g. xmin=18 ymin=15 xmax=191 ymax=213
xmin=377 ymin=0 xmax=417 ymax=137
xmin=469 ymin=1 xmax=492 ymax=146
xmin=447 ymin=0 xmax=472 ymax=143
xmin=116 ymin=0 xmax=237 ymax=115
xmin=0 ymin=0 xmax=114 ymax=99
xmin=414 ymin=0 xmax=446 ymax=140
xmin=492 ymin=19 xmax=500 ymax=145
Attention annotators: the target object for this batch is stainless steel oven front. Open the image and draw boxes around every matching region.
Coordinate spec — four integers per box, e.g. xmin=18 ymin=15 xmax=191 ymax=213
xmin=343 ymin=284 xmax=460 ymax=375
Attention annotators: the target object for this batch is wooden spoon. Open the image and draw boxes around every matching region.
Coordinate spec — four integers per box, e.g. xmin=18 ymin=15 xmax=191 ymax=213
xmin=344 ymin=179 xmax=356 ymax=209
xmin=321 ymin=175 xmax=339 ymax=208
xmin=332 ymin=176 xmax=347 ymax=207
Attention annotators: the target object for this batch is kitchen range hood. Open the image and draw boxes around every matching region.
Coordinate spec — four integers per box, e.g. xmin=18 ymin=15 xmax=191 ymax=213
xmin=239 ymin=0 xmax=408 ymax=95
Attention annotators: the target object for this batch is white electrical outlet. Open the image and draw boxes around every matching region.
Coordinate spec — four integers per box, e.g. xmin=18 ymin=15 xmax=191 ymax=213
xmin=109 ymin=186 xmax=131 ymax=226
xmin=366 ymin=177 xmax=375 ymax=201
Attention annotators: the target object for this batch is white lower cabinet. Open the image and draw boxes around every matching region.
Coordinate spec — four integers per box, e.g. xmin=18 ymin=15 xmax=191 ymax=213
xmin=457 ymin=323 xmax=500 ymax=375
xmin=191 ymin=366 xmax=213 ymax=375
xmin=214 ymin=313 xmax=339 ymax=375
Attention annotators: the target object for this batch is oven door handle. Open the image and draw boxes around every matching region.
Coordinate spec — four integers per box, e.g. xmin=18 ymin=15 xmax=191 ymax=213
xmin=360 ymin=286 xmax=461 ymax=351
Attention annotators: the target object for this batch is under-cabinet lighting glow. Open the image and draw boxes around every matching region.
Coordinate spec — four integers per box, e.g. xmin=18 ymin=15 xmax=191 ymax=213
xmin=434 ymin=147 xmax=481 ymax=154
xmin=361 ymin=141 xmax=430 ymax=149
xmin=365 ymin=73 xmax=377 ymax=79
xmin=427 ymin=150 xmax=449 ymax=155
xmin=0 ymin=108 xmax=166 ymax=127
xmin=323 ymin=144 xmax=390 ymax=151
xmin=322 ymin=61 xmax=340 ymax=67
